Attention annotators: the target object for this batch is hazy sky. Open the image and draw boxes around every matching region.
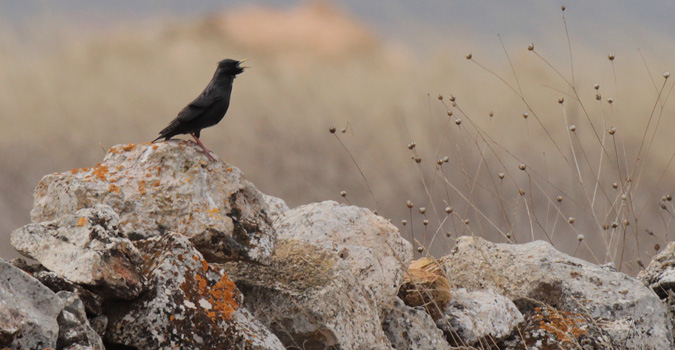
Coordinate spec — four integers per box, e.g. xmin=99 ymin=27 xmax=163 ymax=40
xmin=3 ymin=0 xmax=674 ymax=56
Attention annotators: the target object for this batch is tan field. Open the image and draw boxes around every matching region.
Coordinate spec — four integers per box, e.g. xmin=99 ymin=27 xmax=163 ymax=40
xmin=1 ymin=3 xmax=674 ymax=275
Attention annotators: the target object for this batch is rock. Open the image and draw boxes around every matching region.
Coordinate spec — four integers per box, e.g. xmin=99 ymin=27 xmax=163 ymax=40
xmin=221 ymin=239 xmax=393 ymax=350
xmin=105 ymin=232 xmax=284 ymax=350
xmin=274 ymin=200 xmax=413 ymax=316
xmin=32 ymin=270 xmax=104 ymax=316
xmin=261 ymin=193 xmax=290 ymax=222
xmin=0 ymin=259 xmax=63 ymax=349
xmin=56 ymin=291 xmax=104 ymax=350
xmin=398 ymin=257 xmax=452 ymax=319
xmin=435 ymin=289 xmax=523 ymax=346
xmin=638 ymin=241 xmax=675 ymax=297
xmin=11 ymin=204 xmax=145 ymax=299
xmin=30 ymin=141 xmax=277 ymax=264
xmin=382 ymin=297 xmax=452 ymax=350
xmin=442 ymin=236 xmax=673 ymax=350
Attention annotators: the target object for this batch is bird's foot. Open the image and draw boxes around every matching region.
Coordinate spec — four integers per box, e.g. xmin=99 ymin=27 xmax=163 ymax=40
xmin=190 ymin=133 xmax=217 ymax=161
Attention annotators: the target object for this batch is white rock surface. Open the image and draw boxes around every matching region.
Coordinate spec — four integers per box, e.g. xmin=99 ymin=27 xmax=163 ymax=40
xmin=11 ymin=204 xmax=145 ymax=299
xmin=274 ymin=200 xmax=413 ymax=316
xmin=436 ymin=289 xmax=523 ymax=346
xmin=382 ymin=297 xmax=452 ymax=350
xmin=0 ymin=259 xmax=64 ymax=349
xmin=30 ymin=141 xmax=277 ymax=264
xmin=442 ymin=236 xmax=673 ymax=350
xmin=221 ymin=239 xmax=394 ymax=350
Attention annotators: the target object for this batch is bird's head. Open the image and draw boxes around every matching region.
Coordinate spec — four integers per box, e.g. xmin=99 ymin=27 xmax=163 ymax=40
xmin=217 ymin=58 xmax=249 ymax=76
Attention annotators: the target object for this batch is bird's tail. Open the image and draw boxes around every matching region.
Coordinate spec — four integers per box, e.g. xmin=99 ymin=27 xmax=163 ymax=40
xmin=151 ymin=135 xmax=164 ymax=143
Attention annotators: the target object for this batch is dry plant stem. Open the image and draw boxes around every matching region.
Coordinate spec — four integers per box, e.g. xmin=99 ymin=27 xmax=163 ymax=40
xmin=498 ymin=33 xmax=524 ymax=96
xmin=331 ymin=133 xmax=379 ymax=208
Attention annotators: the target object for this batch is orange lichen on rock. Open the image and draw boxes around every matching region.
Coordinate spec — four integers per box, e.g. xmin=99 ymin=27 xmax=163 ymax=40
xmin=532 ymin=306 xmax=588 ymax=344
xmin=122 ymin=144 xmax=137 ymax=152
xmin=108 ymin=184 xmax=120 ymax=193
xmin=91 ymin=164 xmax=109 ymax=181
xmin=138 ymin=180 xmax=146 ymax=194
xmin=207 ymin=274 xmax=239 ymax=321
xmin=77 ymin=217 xmax=87 ymax=227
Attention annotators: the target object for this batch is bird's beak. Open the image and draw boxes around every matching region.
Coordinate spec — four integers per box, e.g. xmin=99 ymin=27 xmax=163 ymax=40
xmin=239 ymin=59 xmax=250 ymax=69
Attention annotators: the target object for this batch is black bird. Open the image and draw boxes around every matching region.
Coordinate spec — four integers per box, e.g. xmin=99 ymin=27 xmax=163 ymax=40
xmin=152 ymin=58 xmax=248 ymax=160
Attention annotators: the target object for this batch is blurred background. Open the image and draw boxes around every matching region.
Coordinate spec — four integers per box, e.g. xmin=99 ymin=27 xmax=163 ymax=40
xmin=2 ymin=0 xmax=675 ymax=274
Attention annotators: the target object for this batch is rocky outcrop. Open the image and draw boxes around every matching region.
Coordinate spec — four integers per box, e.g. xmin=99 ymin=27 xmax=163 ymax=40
xmin=3 ymin=142 xmax=675 ymax=350
xmin=30 ymin=141 xmax=277 ymax=264
xmin=442 ymin=236 xmax=673 ymax=349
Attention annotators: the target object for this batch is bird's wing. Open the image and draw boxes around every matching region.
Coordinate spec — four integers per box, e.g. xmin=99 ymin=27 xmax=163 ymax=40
xmin=175 ymin=85 xmax=224 ymax=122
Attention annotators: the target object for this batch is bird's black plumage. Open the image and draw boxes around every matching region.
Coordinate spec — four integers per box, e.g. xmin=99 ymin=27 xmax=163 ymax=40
xmin=152 ymin=58 xmax=247 ymax=160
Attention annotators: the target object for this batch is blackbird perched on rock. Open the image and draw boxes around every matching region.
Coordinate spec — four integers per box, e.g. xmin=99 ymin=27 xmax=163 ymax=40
xmin=152 ymin=58 xmax=248 ymax=160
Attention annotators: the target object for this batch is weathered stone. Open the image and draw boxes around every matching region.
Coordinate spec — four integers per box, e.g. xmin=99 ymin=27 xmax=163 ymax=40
xmin=435 ymin=289 xmax=523 ymax=346
xmin=0 ymin=259 xmax=63 ymax=349
xmin=30 ymin=141 xmax=277 ymax=264
xmin=105 ymin=232 xmax=284 ymax=350
xmin=275 ymin=200 xmax=413 ymax=316
xmin=638 ymin=241 xmax=675 ymax=297
xmin=261 ymin=193 xmax=290 ymax=222
xmin=398 ymin=257 xmax=452 ymax=319
xmin=221 ymin=239 xmax=393 ymax=350
xmin=382 ymin=297 xmax=451 ymax=350
xmin=11 ymin=204 xmax=145 ymax=299
xmin=56 ymin=291 xmax=104 ymax=350
xmin=442 ymin=236 xmax=673 ymax=350
xmin=31 ymin=271 xmax=104 ymax=316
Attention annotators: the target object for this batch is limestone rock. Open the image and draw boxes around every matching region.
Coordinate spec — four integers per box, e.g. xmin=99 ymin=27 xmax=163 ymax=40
xmin=56 ymin=291 xmax=105 ymax=350
xmin=436 ymin=289 xmax=523 ymax=346
xmin=104 ymin=232 xmax=284 ymax=350
xmin=274 ymin=200 xmax=413 ymax=316
xmin=0 ymin=259 xmax=63 ymax=349
xmin=221 ymin=239 xmax=393 ymax=350
xmin=11 ymin=204 xmax=145 ymax=299
xmin=638 ymin=241 xmax=675 ymax=297
xmin=30 ymin=141 xmax=276 ymax=264
xmin=382 ymin=297 xmax=452 ymax=350
xmin=442 ymin=236 xmax=673 ymax=350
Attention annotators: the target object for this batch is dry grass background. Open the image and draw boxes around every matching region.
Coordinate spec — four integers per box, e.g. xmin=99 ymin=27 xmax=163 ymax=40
xmin=1 ymin=3 xmax=675 ymax=275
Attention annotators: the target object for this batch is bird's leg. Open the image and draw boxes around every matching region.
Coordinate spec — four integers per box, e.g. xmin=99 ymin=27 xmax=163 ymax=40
xmin=190 ymin=133 xmax=216 ymax=161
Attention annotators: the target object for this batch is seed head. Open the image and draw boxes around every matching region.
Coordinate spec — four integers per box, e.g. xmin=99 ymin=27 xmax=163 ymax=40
xmin=556 ymin=196 xmax=563 ymax=202
xmin=445 ymin=231 xmax=451 ymax=237
xmin=659 ymin=201 xmax=668 ymax=210
xmin=414 ymin=156 xmax=422 ymax=164
xmin=417 ymin=246 xmax=424 ymax=253
xmin=655 ymin=243 xmax=661 ymax=251
xmin=664 ymin=71 xmax=670 ymax=79
xmin=561 ymin=5 xmax=566 ymax=11
xmin=612 ymin=182 xmax=618 ymax=189
xmin=667 ymin=194 xmax=673 ymax=201
xmin=646 ymin=229 xmax=654 ymax=236
xmin=340 ymin=191 xmax=347 ymax=197
xmin=518 ymin=189 xmax=526 ymax=196
xmin=449 ymin=95 xmax=456 ymax=102
xmin=569 ymin=125 xmax=576 ymax=132
xmin=607 ymin=98 xmax=613 ymax=104
xmin=423 ymin=219 xmax=429 ymax=226
xmin=498 ymin=172 xmax=505 ymax=179
xmin=528 ymin=43 xmax=534 ymax=51
xmin=621 ymin=194 xmax=627 ymax=200
xmin=489 ymin=111 xmax=494 ymax=117
xmin=437 ymin=94 xmax=443 ymax=100
xmin=518 ymin=163 xmax=527 ymax=170
xmin=558 ymin=97 xmax=564 ymax=104
xmin=623 ymin=219 xmax=629 ymax=226
xmin=447 ymin=110 xmax=453 ymax=117
xmin=437 ymin=159 xmax=444 ymax=165
xmin=401 ymin=220 xmax=407 ymax=226
xmin=443 ymin=156 xmax=449 ymax=163
xmin=419 ymin=207 xmax=426 ymax=214
xmin=463 ymin=219 xmax=470 ymax=225
xmin=445 ymin=206 xmax=454 ymax=214
xmin=568 ymin=217 xmax=575 ymax=224
xmin=455 ymin=119 xmax=462 ymax=125
xmin=406 ymin=200 xmax=414 ymax=209
xmin=611 ymin=222 xmax=618 ymax=228
xmin=577 ymin=234 xmax=584 ymax=241
xmin=407 ymin=142 xmax=416 ymax=150
xmin=608 ymin=54 xmax=615 ymax=61
xmin=341 ymin=128 xmax=346 ymax=133
xmin=595 ymin=94 xmax=601 ymax=100
xmin=608 ymin=127 xmax=616 ymax=135
xmin=594 ymin=84 xmax=600 ymax=90
xmin=522 ymin=112 xmax=528 ymax=119
xmin=329 ymin=126 xmax=336 ymax=133
xmin=465 ymin=53 xmax=472 ymax=60
xmin=506 ymin=232 xmax=512 ymax=239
